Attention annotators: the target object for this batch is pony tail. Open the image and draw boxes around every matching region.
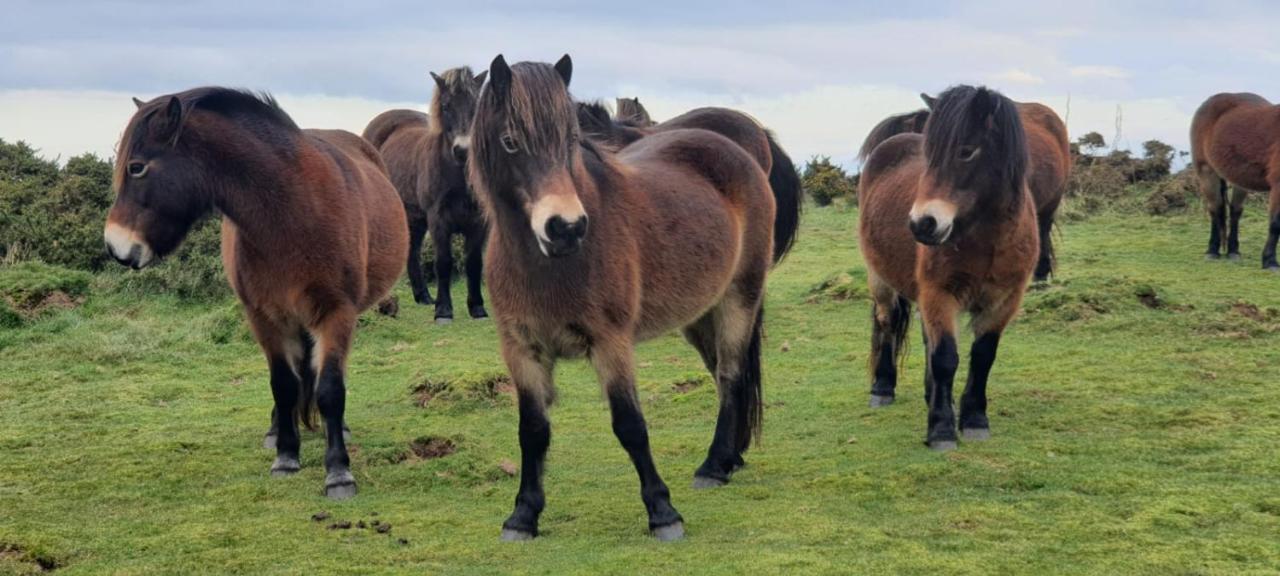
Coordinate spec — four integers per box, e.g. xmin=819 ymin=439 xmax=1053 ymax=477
xmin=766 ymin=131 xmax=802 ymax=265
xmin=733 ymin=305 xmax=766 ymax=454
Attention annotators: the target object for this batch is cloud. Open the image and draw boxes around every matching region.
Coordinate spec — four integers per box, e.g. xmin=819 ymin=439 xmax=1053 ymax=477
xmin=1069 ymin=65 xmax=1130 ymax=80
xmin=993 ymin=69 xmax=1046 ymax=86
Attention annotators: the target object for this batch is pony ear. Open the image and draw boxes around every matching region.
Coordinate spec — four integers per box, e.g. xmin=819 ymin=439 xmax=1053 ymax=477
xmin=430 ymin=71 xmax=447 ymax=91
xmin=489 ymin=54 xmax=512 ymax=97
xmin=153 ymin=96 xmax=186 ymax=146
xmin=554 ymin=54 xmax=573 ymax=87
xmin=132 ymin=97 xmax=145 ymax=109
xmin=474 ymin=70 xmax=488 ymax=86
xmin=920 ymin=93 xmax=938 ymax=110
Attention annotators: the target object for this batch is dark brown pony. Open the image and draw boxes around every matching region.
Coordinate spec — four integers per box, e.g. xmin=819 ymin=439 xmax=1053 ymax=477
xmin=1190 ymin=92 xmax=1280 ymax=270
xmin=862 ymin=94 xmax=1069 ymax=281
xmin=105 ymin=88 xmax=408 ymax=498
xmin=576 ymin=100 xmax=803 ymax=262
xmin=857 ymin=85 xmax=1038 ymax=450
xmin=470 ymin=55 xmax=800 ymax=541
xmin=615 ymin=97 xmax=655 ymax=126
xmin=363 ymin=66 xmax=491 ymax=321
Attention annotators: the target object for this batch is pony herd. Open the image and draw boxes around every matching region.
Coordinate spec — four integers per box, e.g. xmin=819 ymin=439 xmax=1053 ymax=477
xmin=100 ymin=53 xmax=1276 ymax=541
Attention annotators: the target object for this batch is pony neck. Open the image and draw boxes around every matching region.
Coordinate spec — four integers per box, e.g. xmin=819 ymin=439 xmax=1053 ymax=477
xmin=202 ymin=127 xmax=309 ymax=253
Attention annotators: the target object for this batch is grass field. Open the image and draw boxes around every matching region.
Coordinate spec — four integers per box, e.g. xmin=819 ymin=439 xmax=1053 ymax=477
xmin=2 ymin=206 xmax=1279 ymax=575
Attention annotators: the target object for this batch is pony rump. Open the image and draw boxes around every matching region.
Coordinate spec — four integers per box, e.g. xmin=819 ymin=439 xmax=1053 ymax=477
xmin=858 ymin=109 xmax=930 ymax=161
xmin=924 ymin=85 xmax=1028 ymax=201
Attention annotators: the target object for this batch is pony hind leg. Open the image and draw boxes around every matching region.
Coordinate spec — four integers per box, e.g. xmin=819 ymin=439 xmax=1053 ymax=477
xmin=591 ymin=337 xmax=684 ymax=541
xmin=1033 ymin=208 xmax=1057 ymax=282
xmin=692 ymin=290 xmax=765 ymax=488
xmin=1264 ymin=184 xmax=1280 ymax=271
xmin=310 ymin=307 xmax=359 ymax=499
xmin=1227 ymin=186 xmax=1249 ymax=260
xmin=246 ymin=311 xmax=309 ymax=475
xmin=1198 ymin=170 xmax=1227 ymax=259
xmin=868 ymin=273 xmax=911 ymax=408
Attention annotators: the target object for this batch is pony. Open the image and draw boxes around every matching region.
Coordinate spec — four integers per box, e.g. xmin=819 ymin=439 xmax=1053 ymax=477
xmin=1190 ymin=92 xmax=1280 ymax=270
xmin=575 ymin=100 xmax=803 ymax=264
xmin=857 ymin=85 xmax=1038 ymax=450
xmin=469 ymin=55 xmax=800 ymax=541
xmin=104 ymin=88 xmax=408 ymax=499
xmin=363 ymin=66 xmax=491 ymax=322
xmin=861 ymin=94 xmax=1069 ymax=282
xmin=615 ymin=97 xmax=655 ymax=126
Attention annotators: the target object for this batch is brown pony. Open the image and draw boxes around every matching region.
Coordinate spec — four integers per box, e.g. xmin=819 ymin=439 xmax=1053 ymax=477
xmin=862 ymin=94 xmax=1069 ymax=281
xmin=363 ymin=66 xmax=491 ymax=321
xmin=1190 ymin=92 xmax=1280 ymax=270
xmin=470 ymin=55 xmax=800 ymax=541
xmin=615 ymin=97 xmax=655 ymax=126
xmin=857 ymin=85 xmax=1038 ymax=450
xmin=576 ymin=100 xmax=803 ymax=262
xmin=104 ymin=88 xmax=408 ymax=499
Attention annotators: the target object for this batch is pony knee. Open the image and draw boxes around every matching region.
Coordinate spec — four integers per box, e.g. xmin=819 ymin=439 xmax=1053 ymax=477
xmin=929 ymin=335 xmax=959 ymax=383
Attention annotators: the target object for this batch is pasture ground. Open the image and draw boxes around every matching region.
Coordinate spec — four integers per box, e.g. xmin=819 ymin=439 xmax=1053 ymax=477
xmin=2 ymin=207 xmax=1279 ymax=575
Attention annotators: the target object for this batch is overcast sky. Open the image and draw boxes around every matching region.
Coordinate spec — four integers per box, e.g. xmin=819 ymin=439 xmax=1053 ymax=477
xmin=3 ymin=1 xmax=1279 ymax=167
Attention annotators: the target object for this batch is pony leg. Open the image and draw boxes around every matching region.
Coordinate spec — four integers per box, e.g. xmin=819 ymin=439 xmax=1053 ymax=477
xmin=1198 ymin=170 xmax=1227 ymax=259
xmin=500 ymin=344 xmax=553 ymax=541
xmin=310 ymin=307 xmax=358 ymax=499
xmin=407 ymin=216 xmax=433 ymax=305
xmin=681 ymin=313 xmax=718 ymax=374
xmin=463 ymin=226 xmax=488 ymax=319
xmin=918 ymin=289 xmax=961 ymax=451
xmin=430 ymin=223 xmax=455 ymax=323
xmin=245 ymin=310 xmax=307 ymax=475
xmin=591 ymin=338 xmax=684 ymax=541
xmin=1033 ymin=209 xmax=1056 ymax=282
xmin=1264 ymin=184 xmax=1280 ymax=271
xmin=693 ymin=295 xmax=765 ymax=487
xmin=959 ymin=298 xmax=1021 ymax=440
xmin=1227 ymin=187 xmax=1248 ymax=260
xmin=868 ymin=273 xmax=910 ymax=407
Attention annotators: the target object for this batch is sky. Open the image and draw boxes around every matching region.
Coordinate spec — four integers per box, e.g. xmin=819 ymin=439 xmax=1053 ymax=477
xmin=3 ymin=0 xmax=1279 ymax=168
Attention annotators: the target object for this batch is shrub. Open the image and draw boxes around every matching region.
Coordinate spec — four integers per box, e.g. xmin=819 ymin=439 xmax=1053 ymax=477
xmin=0 ymin=141 xmax=115 ymax=271
xmin=802 ymin=156 xmax=857 ymax=207
xmin=105 ymin=216 xmax=230 ymax=302
xmin=1146 ymin=170 xmax=1197 ymax=215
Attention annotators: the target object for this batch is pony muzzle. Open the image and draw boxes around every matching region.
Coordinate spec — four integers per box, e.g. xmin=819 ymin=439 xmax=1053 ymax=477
xmin=103 ymin=221 xmax=156 ymax=269
xmin=530 ymin=194 xmax=588 ymax=257
xmin=909 ymin=199 xmax=956 ymax=246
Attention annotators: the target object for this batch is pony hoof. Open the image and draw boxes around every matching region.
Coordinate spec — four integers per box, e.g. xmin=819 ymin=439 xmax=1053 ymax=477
xmin=1205 ymin=253 xmax=1221 ymax=261
xmin=413 ymin=294 xmax=434 ymax=306
xmin=869 ymin=394 xmax=895 ymax=408
xmin=500 ymin=529 xmax=535 ymax=542
xmin=435 ymin=317 xmax=453 ymax=325
xmin=342 ymin=428 xmax=352 ymax=443
xmin=1267 ymin=265 xmax=1280 ymax=273
xmin=927 ymin=440 xmax=958 ymax=452
xmin=270 ymin=456 xmax=300 ymax=476
xmin=961 ymin=428 xmax=991 ymax=441
xmin=324 ymin=471 xmax=357 ymax=500
xmin=692 ymin=475 xmax=728 ymax=489
xmin=1227 ymin=253 xmax=1242 ymax=262
xmin=262 ymin=433 xmax=277 ymax=450
xmin=651 ymin=522 xmax=685 ymax=542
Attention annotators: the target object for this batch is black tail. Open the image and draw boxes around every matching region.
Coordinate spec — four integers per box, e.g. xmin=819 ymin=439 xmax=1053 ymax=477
xmin=734 ymin=305 xmax=766 ymax=454
xmin=868 ymin=295 xmax=912 ymax=388
xmin=296 ymin=331 xmax=320 ymax=431
xmin=766 ymin=131 xmax=802 ymax=265
xmin=858 ymin=109 xmax=931 ymax=162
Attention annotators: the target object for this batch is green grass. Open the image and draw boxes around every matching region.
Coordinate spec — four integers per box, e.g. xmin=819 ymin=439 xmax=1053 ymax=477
xmin=2 ymin=207 xmax=1279 ymax=575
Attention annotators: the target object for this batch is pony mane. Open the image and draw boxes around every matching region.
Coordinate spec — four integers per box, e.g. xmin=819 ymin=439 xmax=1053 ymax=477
xmin=924 ymin=85 xmax=1026 ymax=198
xmin=576 ymin=100 xmax=616 ymax=138
xmin=858 ymin=109 xmax=929 ymax=161
xmin=183 ymin=87 xmax=299 ymax=131
xmin=615 ymin=97 xmax=653 ymax=126
xmin=429 ymin=66 xmax=482 ymax=120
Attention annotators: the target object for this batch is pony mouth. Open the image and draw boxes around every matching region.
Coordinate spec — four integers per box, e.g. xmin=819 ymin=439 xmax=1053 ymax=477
xmin=913 ymin=227 xmax=952 ymax=246
xmin=537 ymin=237 xmax=583 ymax=258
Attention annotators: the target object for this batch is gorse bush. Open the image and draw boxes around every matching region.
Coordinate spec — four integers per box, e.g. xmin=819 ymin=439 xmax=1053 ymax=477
xmin=0 ymin=140 xmax=115 ymax=271
xmin=802 ymin=156 xmax=857 ymax=207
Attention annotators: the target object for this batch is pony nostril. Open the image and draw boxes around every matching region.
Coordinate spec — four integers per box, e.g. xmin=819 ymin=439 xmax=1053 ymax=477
xmin=915 ymin=215 xmax=937 ymax=236
xmin=546 ymin=215 xmax=588 ymax=242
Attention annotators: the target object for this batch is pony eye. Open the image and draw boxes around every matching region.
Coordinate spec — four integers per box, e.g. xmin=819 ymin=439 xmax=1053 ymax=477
xmin=128 ymin=162 xmax=149 ymax=177
xmin=957 ymin=146 xmax=980 ymax=162
xmin=500 ymin=133 xmax=520 ymax=154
